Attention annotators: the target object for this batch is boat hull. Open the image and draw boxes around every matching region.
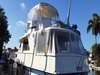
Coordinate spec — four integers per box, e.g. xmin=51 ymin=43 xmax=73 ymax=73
xmin=10 ymin=59 xmax=89 ymax=75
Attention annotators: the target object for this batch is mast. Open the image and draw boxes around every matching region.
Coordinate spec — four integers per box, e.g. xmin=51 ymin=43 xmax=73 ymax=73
xmin=66 ymin=0 xmax=72 ymax=25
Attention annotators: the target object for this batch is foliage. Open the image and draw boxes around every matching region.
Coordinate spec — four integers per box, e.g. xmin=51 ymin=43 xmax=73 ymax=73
xmin=92 ymin=44 xmax=100 ymax=63
xmin=94 ymin=61 xmax=100 ymax=75
xmin=0 ymin=6 xmax=11 ymax=58
xmin=95 ymin=71 xmax=100 ymax=75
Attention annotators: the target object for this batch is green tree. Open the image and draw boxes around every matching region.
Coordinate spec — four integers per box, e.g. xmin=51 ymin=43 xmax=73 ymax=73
xmin=92 ymin=44 xmax=100 ymax=75
xmin=87 ymin=13 xmax=100 ymax=75
xmin=87 ymin=13 xmax=100 ymax=44
xmin=0 ymin=6 xmax=11 ymax=58
xmin=92 ymin=44 xmax=100 ymax=63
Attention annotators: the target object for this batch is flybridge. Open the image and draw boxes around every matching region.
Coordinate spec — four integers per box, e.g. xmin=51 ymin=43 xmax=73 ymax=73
xmin=27 ymin=2 xmax=59 ymax=31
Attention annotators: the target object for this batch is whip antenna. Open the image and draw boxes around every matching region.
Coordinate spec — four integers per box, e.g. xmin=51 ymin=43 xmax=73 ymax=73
xmin=66 ymin=0 xmax=72 ymax=25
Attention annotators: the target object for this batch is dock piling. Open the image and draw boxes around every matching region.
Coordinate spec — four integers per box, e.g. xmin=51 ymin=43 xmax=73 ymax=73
xmin=0 ymin=65 xmax=2 ymax=75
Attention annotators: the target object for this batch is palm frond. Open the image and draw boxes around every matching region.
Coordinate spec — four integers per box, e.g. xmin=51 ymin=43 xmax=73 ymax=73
xmin=0 ymin=6 xmax=4 ymax=13
xmin=88 ymin=19 xmax=94 ymax=24
xmin=87 ymin=24 xmax=92 ymax=33
xmin=93 ymin=13 xmax=99 ymax=20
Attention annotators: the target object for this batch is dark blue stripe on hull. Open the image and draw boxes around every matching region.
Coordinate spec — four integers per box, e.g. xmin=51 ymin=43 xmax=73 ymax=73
xmin=58 ymin=73 xmax=88 ymax=75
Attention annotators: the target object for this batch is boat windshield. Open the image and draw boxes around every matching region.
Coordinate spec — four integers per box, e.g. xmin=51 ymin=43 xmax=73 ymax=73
xmin=55 ymin=30 xmax=86 ymax=55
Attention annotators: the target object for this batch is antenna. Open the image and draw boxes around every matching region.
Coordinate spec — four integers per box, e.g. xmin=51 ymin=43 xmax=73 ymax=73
xmin=66 ymin=0 xmax=72 ymax=25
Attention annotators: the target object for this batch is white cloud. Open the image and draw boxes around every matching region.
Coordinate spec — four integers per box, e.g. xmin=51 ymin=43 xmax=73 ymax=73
xmin=20 ymin=3 xmax=26 ymax=11
xmin=8 ymin=25 xmax=12 ymax=29
xmin=16 ymin=20 xmax=26 ymax=26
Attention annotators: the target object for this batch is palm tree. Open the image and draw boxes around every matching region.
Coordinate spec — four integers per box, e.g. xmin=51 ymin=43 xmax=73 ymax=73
xmin=87 ymin=13 xmax=100 ymax=44
xmin=0 ymin=6 xmax=11 ymax=58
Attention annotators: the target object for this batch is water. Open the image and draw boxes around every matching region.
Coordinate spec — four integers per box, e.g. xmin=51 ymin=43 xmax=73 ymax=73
xmin=90 ymin=70 xmax=95 ymax=75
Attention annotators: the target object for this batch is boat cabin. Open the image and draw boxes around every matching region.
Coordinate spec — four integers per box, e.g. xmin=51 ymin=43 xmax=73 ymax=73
xmin=19 ymin=28 xmax=86 ymax=56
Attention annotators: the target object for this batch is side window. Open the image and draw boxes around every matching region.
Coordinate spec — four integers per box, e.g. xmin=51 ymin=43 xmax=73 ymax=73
xmin=70 ymin=34 xmax=81 ymax=54
xmin=36 ymin=31 xmax=47 ymax=53
xmin=23 ymin=39 xmax=30 ymax=51
xmin=19 ymin=43 xmax=21 ymax=48
xmin=18 ymin=43 xmax=21 ymax=50
xmin=56 ymin=31 xmax=70 ymax=53
xmin=49 ymin=31 xmax=53 ymax=53
xmin=70 ymin=34 xmax=75 ymax=53
xmin=70 ymin=33 xmax=85 ymax=55
xmin=77 ymin=38 xmax=85 ymax=55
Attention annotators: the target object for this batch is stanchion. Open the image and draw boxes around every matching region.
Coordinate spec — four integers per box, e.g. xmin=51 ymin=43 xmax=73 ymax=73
xmin=8 ymin=64 xmax=12 ymax=75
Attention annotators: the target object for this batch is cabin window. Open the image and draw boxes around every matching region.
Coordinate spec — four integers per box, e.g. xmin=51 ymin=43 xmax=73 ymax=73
xmin=19 ymin=43 xmax=21 ymax=48
xmin=70 ymin=33 xmax=86 ymax=55
xmin=70 ymin=34 xmax=81 ymax=54
xmin=33 ymin=16 xmax=39 ymax=21
xmin=55 ymin=31 xmax=70 ymax=53
xmin=49 ymin=31 xmax=53 ymax=53
xmin=23 ymin=39 xmax=30 ymax=51
xmin=77 ymin=37 xmax=85 ymax=55
xmin=36 ymin=31 xmax=47 ymax=53
xmin=27 ymin=23 xmax=30 ymax=29
xmin=44 ymin=31 xmax=53 ymax=53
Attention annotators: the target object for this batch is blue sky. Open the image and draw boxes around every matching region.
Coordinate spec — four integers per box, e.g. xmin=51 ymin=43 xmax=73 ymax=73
xmin=0 ymin=0 xmax=100 ymax=51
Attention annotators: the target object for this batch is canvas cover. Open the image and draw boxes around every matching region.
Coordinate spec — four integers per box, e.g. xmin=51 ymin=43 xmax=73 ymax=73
xmin=28 ymin=2 xmax=59 ymax=21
